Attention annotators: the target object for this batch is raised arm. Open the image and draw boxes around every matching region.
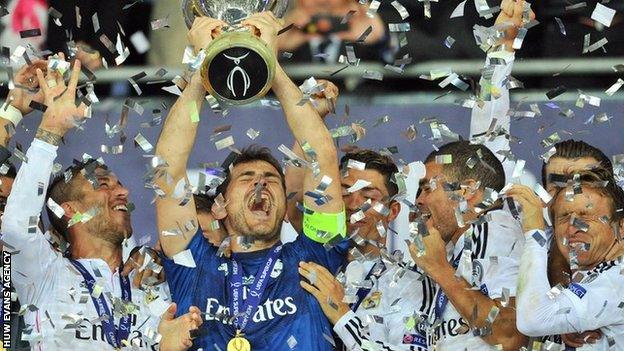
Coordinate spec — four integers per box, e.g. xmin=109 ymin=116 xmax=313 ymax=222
xmin=470 ymin=0 xmax=533 ymax=179
xmin=1 ymin=59 xmax=87 ymax=286
xmin=285 ymin=80 xmax=339 ymax=233
xmin=243 ymin=13 xmax=343 ymax=217
xmin=154 ymin=18 xmax=225 ymax=258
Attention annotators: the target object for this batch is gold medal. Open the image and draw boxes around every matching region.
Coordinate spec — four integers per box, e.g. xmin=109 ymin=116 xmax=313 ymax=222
xmin=361 ymin=291 xmax=382 ymax=309
xmin=227 ymin=331 xmax=251 ymax=351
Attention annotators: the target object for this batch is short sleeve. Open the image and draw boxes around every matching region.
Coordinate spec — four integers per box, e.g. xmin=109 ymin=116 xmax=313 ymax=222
xmin=162 ymin=227 xmax=215 ymax=313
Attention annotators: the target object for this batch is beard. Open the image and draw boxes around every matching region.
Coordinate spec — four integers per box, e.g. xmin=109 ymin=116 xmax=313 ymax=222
xmin=227 ymin=206 xmax=282 ymax=244
xmin=83 ymin=203 xmax=132 ymax=245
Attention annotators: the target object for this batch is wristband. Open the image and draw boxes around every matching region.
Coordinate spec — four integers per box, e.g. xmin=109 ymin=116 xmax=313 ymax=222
xmin=302 ymin=204 xmax=346 ymax=243
xmin=0 ymin=104 xmax=23 ymax=126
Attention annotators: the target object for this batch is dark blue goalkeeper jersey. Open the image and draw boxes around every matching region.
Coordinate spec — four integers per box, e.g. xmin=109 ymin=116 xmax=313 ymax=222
xmin=163 ymin=229 xmax=349 ymax=351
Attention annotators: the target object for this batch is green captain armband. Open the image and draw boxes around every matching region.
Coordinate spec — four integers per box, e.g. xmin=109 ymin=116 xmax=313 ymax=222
xmin=302 ymin=205 xmax=346 ymax=243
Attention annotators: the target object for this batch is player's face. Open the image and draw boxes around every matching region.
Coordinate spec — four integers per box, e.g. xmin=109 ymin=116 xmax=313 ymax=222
xmin=224 ymin=161 xmax=286 ymax=242
xmin=416 ymin=162 xmax=460 ymax=242
xmin=74 ymin=168 xmax=132 ymax=244
xmin=552 ymin=187 xmax=618 ymax=270
xmin=545 ymin=157 xmax=600 ymax=195
xmin=341 ymin=168 xmax=398 ymax=251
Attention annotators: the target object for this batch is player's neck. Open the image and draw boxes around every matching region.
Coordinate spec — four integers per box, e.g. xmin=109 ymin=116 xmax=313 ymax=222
xmin=230 ymin=236 xmax=280 ymax=253
xmin=70 ymin=234 xmax=123 ymax=271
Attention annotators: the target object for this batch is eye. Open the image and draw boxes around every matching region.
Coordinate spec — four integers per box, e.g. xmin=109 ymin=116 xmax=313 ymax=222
xmin=99 ymin=183 xmax=109 ymax=189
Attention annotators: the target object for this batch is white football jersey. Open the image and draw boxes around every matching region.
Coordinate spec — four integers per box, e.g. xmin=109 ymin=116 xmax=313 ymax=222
xmin=426 ymin=209 xmax=525 ymax=350
xmin=1 ymin=139 xmax=171 ymax=350
xmin=334 ymin=260 xmax=435 ymax=351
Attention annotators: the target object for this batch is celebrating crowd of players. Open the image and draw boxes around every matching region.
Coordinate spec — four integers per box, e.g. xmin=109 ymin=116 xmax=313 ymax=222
xmin=1 ymin=1 xmax=623 ymax=350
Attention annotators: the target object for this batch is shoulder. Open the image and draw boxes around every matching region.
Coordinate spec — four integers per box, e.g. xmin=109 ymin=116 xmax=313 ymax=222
xmin=470 ymin=209 xmax=524 ymax=259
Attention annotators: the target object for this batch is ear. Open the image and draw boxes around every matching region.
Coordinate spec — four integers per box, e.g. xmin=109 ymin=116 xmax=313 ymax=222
xmin=387 ymin=201 xmax=401 ymax=223
xmin=60 ymin=201 xmax=80 ymax=221
xmin=461 ymin=179 xmax=480 ymax=202
xmin=211 ymin=202 xmax=228 ymax=220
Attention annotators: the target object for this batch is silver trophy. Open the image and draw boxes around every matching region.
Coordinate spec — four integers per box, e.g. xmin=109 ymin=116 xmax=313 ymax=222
xmin=182 ymin=0 xmax=289 ymax=105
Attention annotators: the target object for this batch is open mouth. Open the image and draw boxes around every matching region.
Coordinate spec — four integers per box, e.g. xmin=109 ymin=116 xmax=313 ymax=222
xmin=247 ymin=192 xmax=272 ymax=217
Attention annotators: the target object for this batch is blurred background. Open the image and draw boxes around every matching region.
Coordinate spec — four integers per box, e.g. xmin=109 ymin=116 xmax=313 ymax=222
xmin=0 ymin=0 xmax=623 ymax=245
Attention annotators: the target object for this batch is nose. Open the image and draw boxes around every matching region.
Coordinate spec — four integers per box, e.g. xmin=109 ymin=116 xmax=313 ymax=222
xmin=344 ymin=192 xmax=364 ymax=211
xmin=113 ymin=183 xmax=129 ymax=199
xmin=253 ymin=177 xmax=267 ymax=188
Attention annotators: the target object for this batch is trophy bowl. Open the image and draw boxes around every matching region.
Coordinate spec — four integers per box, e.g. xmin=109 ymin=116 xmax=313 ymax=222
xmin=182 ymin=0 xmax=289 ymax=105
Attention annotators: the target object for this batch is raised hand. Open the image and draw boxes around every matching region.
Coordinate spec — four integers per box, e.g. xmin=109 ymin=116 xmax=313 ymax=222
xmin=310 ymin=79 xmax=339 ymax=118
xmin=158 ymin=303 xmax=203 ymax=351
xmin=241 ymin=12 xmax=284 ymax=54
xmin=187 ymin=17 xmax=228 ymax=54
xmin=298 ymin=261 xmax=350 ymax=324
xmin=506 ymin=184 xmax=546 ymax=233
xmin=496 ymin=0 xmax=536 ymax=52
xmin=407 ymin=221 xmax=448 ymax=275
xmin=35 ymin=59 xmax=89 ymax=139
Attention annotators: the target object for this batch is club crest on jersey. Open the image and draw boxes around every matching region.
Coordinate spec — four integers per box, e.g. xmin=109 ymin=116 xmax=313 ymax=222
xmin=270 ymin=259 xmax=283 ymax=279
xmin=472 ymin=260 xmax=484 ymax=282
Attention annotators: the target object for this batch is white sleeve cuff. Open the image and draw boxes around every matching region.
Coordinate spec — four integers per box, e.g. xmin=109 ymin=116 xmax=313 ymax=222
xmin=333 ymin=310 xmax=360 ymax=349
xmin=32 ymin=137 xmax=59 ymax=154
xmin=0 ymin=104 xmax=23 ymax=126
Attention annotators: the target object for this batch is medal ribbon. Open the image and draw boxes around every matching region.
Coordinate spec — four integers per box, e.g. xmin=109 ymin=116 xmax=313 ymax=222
xmin=228 ymin=243 xmax=283 ymax=332
xmin=433 ymin=254 xmax=461 ymax=319
xmin=69 ymin=259 xmax=132 ymax=348
xmin=351 ymin=260 xmax=386 ymax=312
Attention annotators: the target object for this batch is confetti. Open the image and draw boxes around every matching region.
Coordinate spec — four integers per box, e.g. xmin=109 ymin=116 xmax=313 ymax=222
xmin=215 ymin=136 xmax=234 ymax=150
xmin=444 ymin=36 xmax=456 ymax=48
xmin=134 ymin=133 xmax=153 ymax=152
xmin=246 ymin=128 xmax=260 ymax=140
xmin=172 ymin=250 xmax=196 ymax=268
xmin=391 ymin=1 xmax=409 ymax=19
xmin=450 ymin=0 xmax=467 ymax=18
xmin=546 ymin=86 xmax=567 ymax=100
xmin=347 ymin=179 xmax=371 ymax=193
xmin=130 ymin=31 xmax=150 ymax=54
xmin=435 ymin=154 xmax=452 ymax=164
xmin=605 ymin=78 xmax=624 ymax=96
xmin=388 ymin=23 xmax=411 ymax=32
xmin=19 ymin=28 xmax=41 ymax=38
xmin=591 ymin=3 xmax=616 ymax=27
xmin=151 ymin=16 xmax=170 ymax=30
xmin=554 ymin=17 xmax=566 ymax=35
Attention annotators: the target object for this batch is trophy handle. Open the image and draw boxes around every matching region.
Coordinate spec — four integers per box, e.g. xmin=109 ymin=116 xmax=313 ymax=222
xmin=182 ymin=0 xmax=205 ymax=28
xmin=200 ymin=31 xmax=276 ymax=105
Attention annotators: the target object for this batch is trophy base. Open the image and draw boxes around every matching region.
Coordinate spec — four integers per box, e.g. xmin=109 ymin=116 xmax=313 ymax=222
xmin=200 ymin=31 xmax=276 ymax=105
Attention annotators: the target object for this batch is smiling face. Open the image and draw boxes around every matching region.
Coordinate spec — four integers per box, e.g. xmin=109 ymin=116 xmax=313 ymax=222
xmin=223 ymin=160 xmax=286 ymax=243
xmin=341 ymin=168 xmax=400 ymax=253
xmin=68 ymin=168 xmax=132 ymax=245
xmin=416 ymin=162 xmax=460 ymax=242
xmin=552 ymin=187 xmax=620 ymax=270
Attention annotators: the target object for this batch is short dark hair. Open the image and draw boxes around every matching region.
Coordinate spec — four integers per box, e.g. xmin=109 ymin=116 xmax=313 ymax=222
xmin=194 ymin=193 xmax=216 ymax=214
xmin=46 ymin=159 xmax=103 ymax=238
xmin=339 ymin=149 xmax=399 ymax=198
xmin=552 ymin=167 xmax=624 ymax=223
xmin=542 ymin=139 xmax=613 ymax=186
xmin=424 ymin=141 xmax=505 ymax=192
xmin=215 ymin=145 xmax=285 ymax=197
